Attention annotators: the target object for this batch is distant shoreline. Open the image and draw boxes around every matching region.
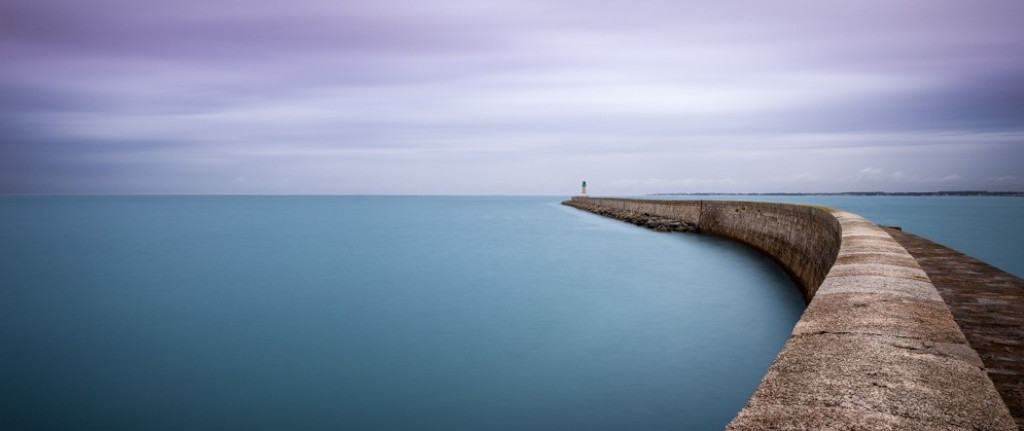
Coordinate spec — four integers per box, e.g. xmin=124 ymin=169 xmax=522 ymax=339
xmin=650 ymin=191 xmax=1024 ymax=197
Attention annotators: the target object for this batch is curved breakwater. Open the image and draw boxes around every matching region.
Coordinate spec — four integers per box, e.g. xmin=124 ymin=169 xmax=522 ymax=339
xmin=565 ymin=196 xmax=1016 ymax=430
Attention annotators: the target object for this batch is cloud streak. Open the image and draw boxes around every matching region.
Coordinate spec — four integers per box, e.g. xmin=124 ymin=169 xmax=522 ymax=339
xmin=2 ymin=0 xmax=1023 ymax=194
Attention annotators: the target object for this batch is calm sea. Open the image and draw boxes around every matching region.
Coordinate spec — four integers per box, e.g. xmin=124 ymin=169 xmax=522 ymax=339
xmin=1 ymin=195 xmax=1018 ymax=430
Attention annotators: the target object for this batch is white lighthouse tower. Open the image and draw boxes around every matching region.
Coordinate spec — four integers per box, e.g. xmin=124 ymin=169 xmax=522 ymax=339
xmin=581 ymin=180 xmax=587 ymax=196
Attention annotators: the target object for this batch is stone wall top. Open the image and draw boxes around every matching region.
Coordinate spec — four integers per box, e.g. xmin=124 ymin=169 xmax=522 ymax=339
xmin=566 ymin=197 xmax=1016 ymax=430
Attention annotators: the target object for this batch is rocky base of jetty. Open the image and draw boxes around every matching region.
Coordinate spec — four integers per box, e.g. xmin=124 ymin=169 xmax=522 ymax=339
xmin=562 ymin=199 xmax=699 ymax=233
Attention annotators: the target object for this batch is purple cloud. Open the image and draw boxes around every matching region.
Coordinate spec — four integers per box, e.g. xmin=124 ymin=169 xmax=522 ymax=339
xmin=2 ymin=0 xmax=1023 ymax=194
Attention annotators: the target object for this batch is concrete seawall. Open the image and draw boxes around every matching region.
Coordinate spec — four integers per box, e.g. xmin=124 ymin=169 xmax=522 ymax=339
xmin=566 ymin=197 xmax=1017 ymax=430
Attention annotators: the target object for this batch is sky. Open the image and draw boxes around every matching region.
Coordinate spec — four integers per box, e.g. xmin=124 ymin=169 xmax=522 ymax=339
xmin=1 ymin=0 xmax=1022 ymax=195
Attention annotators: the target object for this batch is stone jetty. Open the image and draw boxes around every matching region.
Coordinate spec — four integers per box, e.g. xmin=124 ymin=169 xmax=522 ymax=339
xmin=563 ymin=196 xmax=1019 ymax=431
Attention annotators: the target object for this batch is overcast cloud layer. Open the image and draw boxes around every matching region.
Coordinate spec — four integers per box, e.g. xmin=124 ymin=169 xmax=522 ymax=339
xmin=2 ymin=0 xmax=1022 ymax=194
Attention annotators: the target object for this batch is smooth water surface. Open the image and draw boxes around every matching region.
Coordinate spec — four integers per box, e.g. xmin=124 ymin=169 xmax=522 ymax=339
xmin=0 ymin=196 xmax=803 ymax=430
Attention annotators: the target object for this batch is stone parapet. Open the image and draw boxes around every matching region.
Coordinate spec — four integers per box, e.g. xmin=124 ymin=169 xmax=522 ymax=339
xmin=565 ymin=196 xmax=1016 ymax=430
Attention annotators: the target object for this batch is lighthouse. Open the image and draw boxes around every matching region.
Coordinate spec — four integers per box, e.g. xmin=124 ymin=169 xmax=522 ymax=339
xmin=581 ymin=180 xmax=587 ymax=196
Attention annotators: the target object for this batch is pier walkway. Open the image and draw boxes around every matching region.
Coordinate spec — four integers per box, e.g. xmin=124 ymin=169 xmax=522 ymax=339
xmin=887 ymin=228 xmax=1024 ymax=430
xmin=567 ymin=197 xmax=1019 ymax=430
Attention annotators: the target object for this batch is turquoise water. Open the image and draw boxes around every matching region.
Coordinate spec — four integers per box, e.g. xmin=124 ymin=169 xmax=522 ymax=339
xmin=0 ymin=196 xmax=803 ymax=430
xmin=654 ymin=195 xmax=1024 ymax=278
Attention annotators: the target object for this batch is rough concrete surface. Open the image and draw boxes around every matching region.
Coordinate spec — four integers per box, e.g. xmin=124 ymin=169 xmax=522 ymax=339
xmin=563 ymin=197 xmax=1017 ymax=430
xmin=887 ymin=228 xmax=1024 ymax=430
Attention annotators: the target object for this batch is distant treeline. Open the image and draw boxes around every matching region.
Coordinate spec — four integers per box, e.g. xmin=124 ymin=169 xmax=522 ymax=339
xmin=652 ymin=191 xmax=1024 ymax=197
